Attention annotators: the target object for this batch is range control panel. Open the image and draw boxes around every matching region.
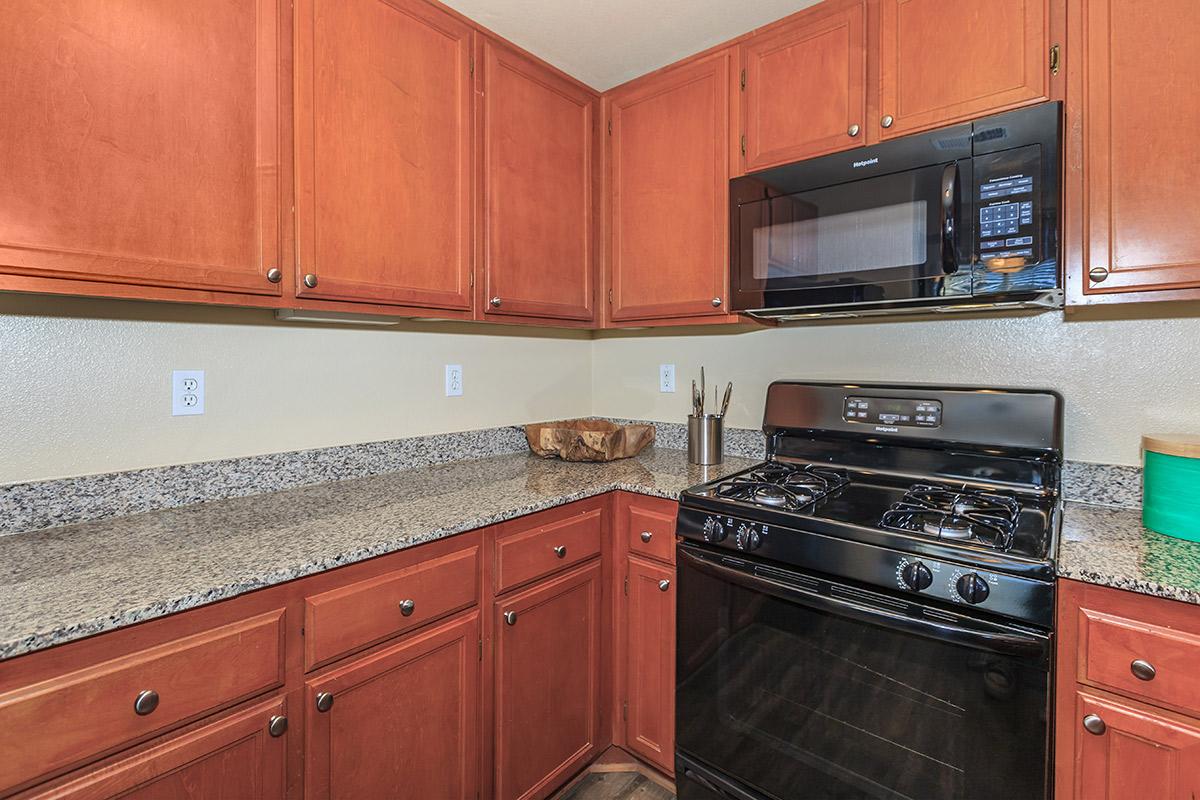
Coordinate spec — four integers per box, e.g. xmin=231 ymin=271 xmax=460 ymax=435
xmin=975 ymin=145 xmax=1042 ymax=266
xmin=843 ymin=397 xmax=942 ymax=428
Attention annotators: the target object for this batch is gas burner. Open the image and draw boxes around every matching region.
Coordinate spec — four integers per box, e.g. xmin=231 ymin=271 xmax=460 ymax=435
xmin=880 ymin=483 xmax=1021 ymax=549
xmin=714 ymin=462 xmax=848 ymax=512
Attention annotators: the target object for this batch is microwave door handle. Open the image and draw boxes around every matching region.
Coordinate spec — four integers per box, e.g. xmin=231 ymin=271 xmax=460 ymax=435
xmin=679 ymin=546 xmax=1046 ymax=658
xmin=941 ymin=162 xmax=960 ymax=274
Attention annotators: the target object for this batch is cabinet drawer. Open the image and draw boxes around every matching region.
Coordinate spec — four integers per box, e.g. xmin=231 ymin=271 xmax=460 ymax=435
xmin=625 ymin=496 xmax=677 ymax=564
xmin=305 ymin=545 xmax=479 ymax=670
xmin=0 ymin=610 xmax=285 ymax=792
xmin=1080 ymin=607 xmax=1200 ymax=717
xmin=494 ymin=507 xmax=603 ymax=594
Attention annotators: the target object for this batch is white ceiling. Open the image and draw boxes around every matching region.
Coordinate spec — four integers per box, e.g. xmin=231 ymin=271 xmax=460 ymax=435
xmin=442 ymin=0 xmax=824 ymax=90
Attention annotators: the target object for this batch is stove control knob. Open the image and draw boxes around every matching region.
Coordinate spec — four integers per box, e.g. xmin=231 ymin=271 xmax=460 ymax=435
xmin=956 ymin=573 xmax=991 ymax=604
xmin=901 ymin=561 xmax=933 ymax=591
xmin=735 ymin=525 xmax=762 ymax=552
xmin=702 ymin=517 xmax=727 ymax=543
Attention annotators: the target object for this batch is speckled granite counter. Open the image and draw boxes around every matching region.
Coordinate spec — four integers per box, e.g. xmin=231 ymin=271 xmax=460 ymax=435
xmin=1059 ymin=501 xmax=1200 ymax=605
xmin=0 ymin=449 xmax=753 ymax=661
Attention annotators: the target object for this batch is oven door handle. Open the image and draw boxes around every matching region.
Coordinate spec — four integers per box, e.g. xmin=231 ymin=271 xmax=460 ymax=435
xmin=679 ymin=547 xmax=1048 ymax=659
xmin=940 ymin=162 xmax=960 ymax=275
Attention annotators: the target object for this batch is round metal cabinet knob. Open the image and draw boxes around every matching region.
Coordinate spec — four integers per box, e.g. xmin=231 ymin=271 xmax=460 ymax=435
xmin=315 ymin=692 xmax=335 ymax=713
xmin=1130 ymin=659 xmax=1157 ymax=681
xmin=1089 ymin=266 xmax=1110 ymax=284
xmin=658 ymin=579 xmax=671 ymax=592
xmin=398 ymin=598 xmax=416 ymax=617
xmin=711 ymin=297 xmax=722 ymax=308
xmin=490 ymin=297 xmax=502 ymax=307
xmin=848 ymin=124 xmax=860 ymax=137
xmin=268 ymin=715 xmax=289 ymax=737
xmin=266 ymin=267 xmax=282 ymax=284
xmin=640 ymin=531 xmax=653 ymax=543
xmin=881 ymin=115 xmax=894 ymax=128
xmin=1082 ymin=714 xmax=1107 ymax=736
xmin=303 ymin=273 xmax=318 ymax=289
xmin=553 ymin=545 xmax=567 ymax=559
xmin=134 ymin=690 xmax=159 ymax=716
xmin=504 ymin=611 xmax=518 ymax=626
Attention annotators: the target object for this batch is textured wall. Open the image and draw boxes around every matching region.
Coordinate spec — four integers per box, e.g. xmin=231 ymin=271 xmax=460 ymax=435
xmin=590 ymin=307 xmax=1200 ymax=466
xmin=0 ymin=296 xmax=591 ymax=484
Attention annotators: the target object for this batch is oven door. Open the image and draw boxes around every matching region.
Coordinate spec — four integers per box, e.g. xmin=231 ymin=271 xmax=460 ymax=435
xmin=676 ymin=544 xmax=1051 ymax=800
xmin=730 ymin=159 xmax=972 ymax=313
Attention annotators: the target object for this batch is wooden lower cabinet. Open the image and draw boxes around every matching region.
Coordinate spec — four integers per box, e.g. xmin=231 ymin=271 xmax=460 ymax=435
xmin=493 ymin=561 xmax=603 ymax=800
xmin=20 ymin=697 xmax=287 ymax=800
xmin=624 ymin=556 xmax=675 ymax=775
xmin=305 ymin=611 xmax=481 ymax=800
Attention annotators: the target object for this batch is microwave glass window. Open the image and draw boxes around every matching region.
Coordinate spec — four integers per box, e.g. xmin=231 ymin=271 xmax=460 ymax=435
xmin=752 ymin=198 xmax=928 ymax=280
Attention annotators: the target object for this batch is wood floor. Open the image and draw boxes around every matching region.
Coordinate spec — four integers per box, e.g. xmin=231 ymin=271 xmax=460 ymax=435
xmin=556 ymin=771 xmax=675 ymax=800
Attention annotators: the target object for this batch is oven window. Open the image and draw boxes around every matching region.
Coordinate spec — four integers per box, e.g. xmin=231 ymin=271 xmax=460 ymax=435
xmin=676 ymin=556 xmax=1049 ymax=800
xmin=752 ymin=199 xmax=928 ymax=280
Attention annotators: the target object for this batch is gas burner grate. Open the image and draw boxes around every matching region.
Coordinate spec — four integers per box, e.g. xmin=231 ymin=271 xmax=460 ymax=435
xmin=714 ymin=463 xmax=848 ymax=512
xmin=880 ymin=483 xmax=1021 ymax=549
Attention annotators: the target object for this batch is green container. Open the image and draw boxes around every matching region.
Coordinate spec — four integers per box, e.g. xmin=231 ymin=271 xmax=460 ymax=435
xmin=1143 ymin=435 xmax=1200 ymax=542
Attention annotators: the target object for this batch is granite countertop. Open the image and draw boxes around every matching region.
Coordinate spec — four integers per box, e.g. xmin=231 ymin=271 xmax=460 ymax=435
xmin=0 ymin=449 xmax=754 ymax=661
xmin=1058 ymin=501 xmax=1200 ymax=605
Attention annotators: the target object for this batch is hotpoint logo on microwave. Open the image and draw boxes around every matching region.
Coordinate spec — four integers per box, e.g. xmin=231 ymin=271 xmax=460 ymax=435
xmin=875 ymin=425 xmax=900 ymax=433
xmin=852 ymin=157 xmax=880 ymax=168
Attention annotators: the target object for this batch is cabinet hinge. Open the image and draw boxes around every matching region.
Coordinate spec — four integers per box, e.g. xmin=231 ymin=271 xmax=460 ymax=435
xmin=623 ymin=574 xmax=629 ymax=596
xmin=469 ymin=55 xmax=475 ymax=76
xmin=740 ymin=134 xmax=746 ymax=157
xmin=469 ymin=271 xmax=474 ymax=289
xmin=622 ymin=701 xmax=628 ymax=721
xmin=607 ymin=118 xmax=612 ymax=136
xmin=1049 ymin=44 xmax=1060 ymax=76
xmin=740 ymin=68 xmax=746 ymax=90
xmin=608 ymin=288 xmax=614 ymax=304
xmin=478 ymin=638 xmax=483 ymax=661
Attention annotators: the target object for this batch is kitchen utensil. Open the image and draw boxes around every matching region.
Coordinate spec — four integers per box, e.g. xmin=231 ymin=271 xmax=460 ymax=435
xmin=688 ymin=413 xmax=724 ymax=466
xmin=719 ymin=382 xmax=732 ymax=417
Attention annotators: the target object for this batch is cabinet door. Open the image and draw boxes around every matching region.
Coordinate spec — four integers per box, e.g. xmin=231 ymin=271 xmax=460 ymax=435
xmin=1063 ymin=690 xmax=1200 ymax=799
xmin=625 ymin=556 xmax=675 ymax=775
xmin=26 ymin=698 xmax=287 ymax=800
xmin=305 ymin=612 xmax=480 ymax=800
xmin=740 ymin=0 xmax=867 ymax=172
xmin=295 ymin=0 xmax=473 ymax=310
xmin=876 ymin=0 xmax=1048 ymax=139
xmin=0 ymin=0 xmax=281 ymax=298
xmin=607 ymin=50 xmax=732 ymax=322
xmin=1071 ymin=0 xmax=1200 ymax=297
xmin=494 ymin=561 xmax=602 ymax=800
xmin=478 ymin=39 xmax=597 ymax=322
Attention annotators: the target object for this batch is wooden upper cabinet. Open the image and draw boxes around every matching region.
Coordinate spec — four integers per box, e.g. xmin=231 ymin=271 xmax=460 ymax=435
xmin=478 ymin=39 xmax=597 ymax=322
xmin=739 ymin=0 xmax=867 ymax=172
xmin=876 ymin=0 xmax=1048 ymax=139
xmin=0 ymin=0 xmax=282 ymax=298
xmin=305 ymin=612 xmax=481 ymax=800
xmin=294 ymin=0 xmax=473 ymax=311
xmin=606 ymin=50 xmax=733 ymax=322
xmin=1069 ymin=0 xmax=1200 ymax=298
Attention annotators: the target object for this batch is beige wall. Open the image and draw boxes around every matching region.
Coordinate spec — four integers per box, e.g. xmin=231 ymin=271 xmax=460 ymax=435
xmin=591 ymin=307 xmax=1200 ymax=467
xmin=0 ymin=295 xmax=591 ymax=484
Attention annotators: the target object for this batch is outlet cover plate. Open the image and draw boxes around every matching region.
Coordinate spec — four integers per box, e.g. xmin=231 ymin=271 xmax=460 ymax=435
xmin=172 ymin=370 xmax=205 ymax=416
xmin=445 ymin=365 xmax=463 ymax=397
xmin=659 ymin=364 xmax=676 ymax=393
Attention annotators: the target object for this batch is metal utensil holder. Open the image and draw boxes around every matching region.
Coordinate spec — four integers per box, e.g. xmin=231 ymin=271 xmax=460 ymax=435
xmin=688 ymin=414 xmax=725 ymax=465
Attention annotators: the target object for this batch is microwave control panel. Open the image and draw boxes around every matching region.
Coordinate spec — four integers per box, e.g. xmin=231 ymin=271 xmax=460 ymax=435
xmin=843 ymin=397 xmax=942 ymax=428
xmin=975 ymin=145 xmax=1041 ymax=266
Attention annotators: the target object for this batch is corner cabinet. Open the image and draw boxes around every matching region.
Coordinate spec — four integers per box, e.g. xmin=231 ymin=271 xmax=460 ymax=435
xmin=477 ymin=38 xmax=599 ymax=324
xmin=293 ymin=0 xmax=474 ymax=312
xmin=1065 ymin=0 xmax=1200 ymax=302
xmin=605 ymin=49 xmax=735 ymax=324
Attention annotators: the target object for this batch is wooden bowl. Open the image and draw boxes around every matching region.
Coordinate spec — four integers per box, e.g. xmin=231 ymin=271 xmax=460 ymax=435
xmin=524 ymin=419 xmax=655 ymax=462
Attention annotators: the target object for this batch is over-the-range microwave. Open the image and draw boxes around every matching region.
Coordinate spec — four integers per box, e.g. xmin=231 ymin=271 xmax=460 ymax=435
xmin=729 ymin=101 xmax=1062 ymax=320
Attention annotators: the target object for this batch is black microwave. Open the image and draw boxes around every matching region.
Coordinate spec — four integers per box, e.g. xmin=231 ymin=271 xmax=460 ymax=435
xmin=729 ymin=102 xmax=1062 ymax=320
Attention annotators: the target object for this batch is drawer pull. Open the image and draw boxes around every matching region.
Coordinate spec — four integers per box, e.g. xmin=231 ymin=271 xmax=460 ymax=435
xmin=133 ymin=690 xmax=159 ymax=716
xmin=398 ymin=598 xmax=415 ymax=617
xmin=1130 ymin=659 xmax=1157 ymax=681
xmin=315 ymin=692 xmax=335 ymax=713
xmin=640 ymin=531 xmax=653 ymax=543
xmin=553 ymin=545 xmax=567 ymax=559
xmin=504 ymin=611 xmax=518 ymax=626
xmin=1082 ymin=714 xmax=1107 ymax=736
xmin=658 ymin=579 xmax=671 ymax=592
xmin=268 ymin=715 xmax=288 ymax=737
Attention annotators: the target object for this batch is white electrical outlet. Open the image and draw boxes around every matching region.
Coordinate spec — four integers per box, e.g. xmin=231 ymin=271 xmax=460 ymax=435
xmin=659 ymin=364 xmax=676 ymax=393
xmin=172 ymin=370 xmax=205 ymax=416
xmin=445 ymin=364 xmax=463 ymax=397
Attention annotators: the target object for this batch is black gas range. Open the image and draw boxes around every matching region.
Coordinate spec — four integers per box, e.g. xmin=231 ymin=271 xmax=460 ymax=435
xmin=674 ymin=382 xmax=1062 ymax=800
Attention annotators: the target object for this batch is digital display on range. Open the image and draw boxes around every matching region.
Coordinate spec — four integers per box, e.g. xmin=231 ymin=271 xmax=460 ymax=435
xmin=843 ymin=397 xmax=942 ymax=428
